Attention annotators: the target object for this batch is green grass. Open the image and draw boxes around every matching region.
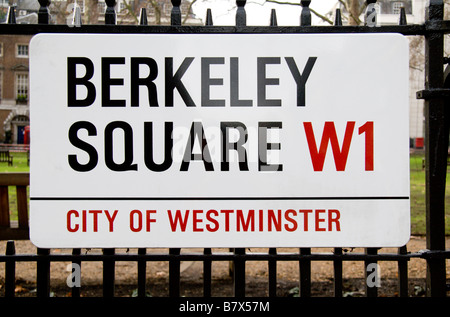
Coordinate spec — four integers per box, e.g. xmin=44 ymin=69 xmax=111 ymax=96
xmin=0 ymin=151 xmax=448 ymax=235
xmin=409 ymin=153 xmax=450 ymax=235
xmin=0 ymin=151 xmax=29 ymax=172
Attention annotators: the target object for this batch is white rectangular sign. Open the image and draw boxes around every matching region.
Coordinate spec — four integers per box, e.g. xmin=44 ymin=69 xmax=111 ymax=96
xmin=30 ymin=33 xmax=410 ymax=248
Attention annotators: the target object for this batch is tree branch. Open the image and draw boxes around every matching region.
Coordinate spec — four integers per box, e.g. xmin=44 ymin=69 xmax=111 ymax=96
xmin=183 ymin=0 xmax=198 ymax=24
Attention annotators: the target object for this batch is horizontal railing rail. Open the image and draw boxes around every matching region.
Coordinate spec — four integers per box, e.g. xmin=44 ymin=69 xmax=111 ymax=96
xmin=1 ymin=240 xmax=449 ymax=298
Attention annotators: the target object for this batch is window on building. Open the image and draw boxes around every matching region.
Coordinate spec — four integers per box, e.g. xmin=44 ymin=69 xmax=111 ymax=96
xmin=119 ymin=1 xmax=126 ymax=12
xmin=0 ymin=42 xmax=3 ymax=57
xmin=16 ymin=73 xmax=28 ymax=102
xmin=16 ymin=44 xmax=28 ymax=58
xmin=392 ymin=2 xmax=405 ymax=15
xmin=98 ymin=1 xmax=106 ymax=12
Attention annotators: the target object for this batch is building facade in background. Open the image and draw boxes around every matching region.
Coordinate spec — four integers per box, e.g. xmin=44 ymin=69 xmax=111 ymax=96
xmin=0 ymin=34 xmax=31 ymax=144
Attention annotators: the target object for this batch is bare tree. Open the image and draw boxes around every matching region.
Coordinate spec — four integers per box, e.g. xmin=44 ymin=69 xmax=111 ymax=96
xmin=117 ymin=0 xmax=198 ymax=25
xmin=85 ymin=0 xmax=99 ymax=24
xmin=265 ymin=0 xmax=366 ymax=25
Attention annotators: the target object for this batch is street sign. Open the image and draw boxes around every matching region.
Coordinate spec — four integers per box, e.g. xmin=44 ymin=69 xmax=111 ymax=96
xmin=30 ymin=33 xmax=410 ymax=248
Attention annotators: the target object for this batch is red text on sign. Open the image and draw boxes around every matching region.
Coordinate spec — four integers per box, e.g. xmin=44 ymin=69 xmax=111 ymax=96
xmin=166 ymin=209 xmax=341 ymax=233
xmin=304 ymin=121 xmax=374 ymax=171
xmin=67 ymin=209 xmax=118 ymax=232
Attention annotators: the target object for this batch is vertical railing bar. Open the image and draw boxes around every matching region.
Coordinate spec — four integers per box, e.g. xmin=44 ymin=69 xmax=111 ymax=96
xmin=169 ymin=248 xmax=181 ymax=297
xmin=399 ymin=7 xmax=407 ymax=25
xmin=37 ymin=0 xmax=50 ymax=25
xmin=334 ymin=8 xmax=342 ymax=26
xmin=268 ymin=248 xmax=277 ymax=297
xmin=137 ymin=248 xmax=147 ymax=297
xmin=203 ymin=248 xmax=212 ymax=297
xmin=333 ymin=248 xmax=343 ymax=297
xmin=235 ymin=0 xmax=247 ymax=27
xmin=205 ymin=8 xmax=213 ymax=26
xmin=139 ymin=7 xmax=148 ymax=26
xmin=171 ymin=0 xmax=182 ymax=26
xmin=102 ymin=248 xmax=115 ymax=297
xmin=6 ymin=5 xmax=16 ymax=24
xmin=299 ymin=248 xmax=311 ymax=297
xmin=300 ymin=0 xmax=311 ymax=26
xmin=365 ymin=248 xmax=378 ymax=297
xmin=36 ymin=248 xmax=50 ymax=298
xmin=233 ymin=248 xmax=246 ymax=297
xmin=269 ymin=9 xmax=277 ymax=26
xmin=105 ymin=0 xmax=117 ymax=25
xmin=71 ymin=248 xmax=81 ymax=298
xmin=397 ymin=246 xmax=409 ymax=297
xmin=5 ymin=241 xmax=16 ymax=298
xmin=424 ymin=0 xmax=447 ymax=298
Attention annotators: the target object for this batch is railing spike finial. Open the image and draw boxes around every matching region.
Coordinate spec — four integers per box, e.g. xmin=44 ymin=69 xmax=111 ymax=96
xmin=105 ymin=0 xmax=117 ymax=25
xmin=300 ymin=0 xmax=311 ymax=26
xmin=236 ymin=0 xmax=246 ymax=27
xmin=171 ymin=0 xmax=182 ymax=26
xmin=6 ymin=5 xmax=16 ymax=24
xmin=37 ymin=0 xmax=51 ymax=24
xmin=270 ymin=8 xmax=277 ymax=26
xmin=205 ymin=8 xmax=213 ymax=26
xmin=334 ymin=8 xmax=342 ymax=26
xmin=399 ymin=7 xmax=407 ymax=25
xmin=139 ymin=7 xmax=148 ymax=25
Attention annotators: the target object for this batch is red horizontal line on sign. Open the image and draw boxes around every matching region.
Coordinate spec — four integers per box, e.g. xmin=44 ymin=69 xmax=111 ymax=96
xmin=30 ymin=196 xmax=409 ymax=201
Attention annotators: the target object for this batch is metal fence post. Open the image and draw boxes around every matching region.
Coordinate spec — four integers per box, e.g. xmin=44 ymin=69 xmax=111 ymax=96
xmin=423 ymin=0 xmax=447 ymax=298
xmin=236 ymin=0 xmax=247 ymax=27
xmin=103 ymin=248 xmax=115 ymax=297
xmin=71 ymin=248 xmax=81 ymax=297
xmin=105 ymin=0 xmax=116 ymax=25
xmin=36 ymin=248 xmax=50 ymax=297
xmin=233 ymin=248 xmax=246 ymax=297
xmin=5 ymin=241 xmax=16 ymax=297
xmin=171 ymin=0 xmax=182 ymax=26
xmin=268 ymin=248 xmax=277 ymax=297
xmin=333 ymin=248 xmax=343 ymax=297
xmin=270 ymin=9 xmax=277 ymax=26
xmin=6 ymin=5 xmax=16 ymax=24
xmin=169 ymin=248 xmax=181 ymax=297
xmin=37 ymin=0 xmax=50 ymax=24
xmin=205 ymin=8 xmax=213 ymax=26
xmin=203 ymin=248 xmax=212 ymax=297
xmin=299 ymin=248 xmax=311 ymax=297
xmin=365 ymin=248 xmax=378 ymax=297
xmin=139 ymin=8 xmax=148 ymax=26
xmin=397 ymin=246 xmax=409 ymax=297
xmin=137 ymin=248 xmax=147 ymax=297
xmin=300 ymin=0 xmax=311 ymax=26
